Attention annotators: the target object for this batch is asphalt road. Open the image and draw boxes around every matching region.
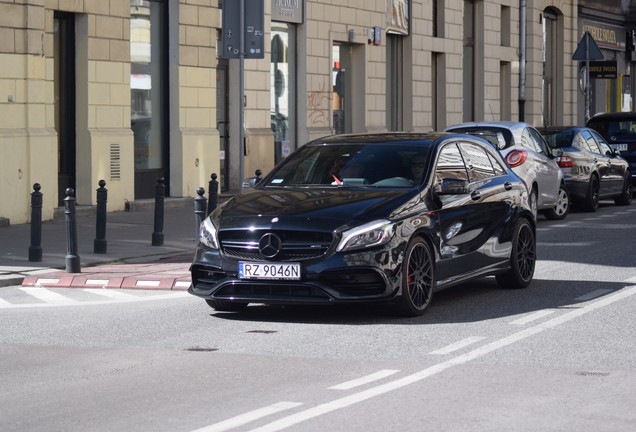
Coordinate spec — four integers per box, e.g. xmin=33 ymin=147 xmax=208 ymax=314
xmin=1 ymin=201 xmax=635 ymax=432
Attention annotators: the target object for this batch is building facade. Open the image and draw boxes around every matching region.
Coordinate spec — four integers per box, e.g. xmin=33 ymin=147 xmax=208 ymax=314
xmin=0 ymin=0 xmax=633 ymax=224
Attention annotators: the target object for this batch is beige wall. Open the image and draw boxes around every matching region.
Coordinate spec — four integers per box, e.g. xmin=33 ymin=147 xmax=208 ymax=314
xmin=0 ymin=0 xmax=583 ymax=224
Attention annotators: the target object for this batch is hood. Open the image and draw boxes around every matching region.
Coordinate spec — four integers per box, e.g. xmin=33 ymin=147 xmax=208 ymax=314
xmin=213 ymin=187 xmax=419 ymax=232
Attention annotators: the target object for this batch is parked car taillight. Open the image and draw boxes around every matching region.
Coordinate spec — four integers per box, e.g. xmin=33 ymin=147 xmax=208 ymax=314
xmin=505 ymin=149 xmax=527 ymax=167
xmin=556 ymin=156 xmax=574 ymax=168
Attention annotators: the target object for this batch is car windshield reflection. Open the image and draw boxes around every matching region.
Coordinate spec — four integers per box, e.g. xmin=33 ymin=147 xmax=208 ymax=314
xmin=261 ymin=143 xmax=432 ymax=188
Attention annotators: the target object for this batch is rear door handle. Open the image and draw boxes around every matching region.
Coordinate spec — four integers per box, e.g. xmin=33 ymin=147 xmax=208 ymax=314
xmin=504 ymin=182 xmax=513 ymax=190
xmin=470 ymin=191 xmax=481 ymax=200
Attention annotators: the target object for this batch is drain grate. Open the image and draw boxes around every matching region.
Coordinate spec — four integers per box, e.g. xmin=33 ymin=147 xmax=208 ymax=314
xmin=185 ymin=347 xmax=219 ymax=352
xmin=246 ymin=330 xmax=277 ymax=334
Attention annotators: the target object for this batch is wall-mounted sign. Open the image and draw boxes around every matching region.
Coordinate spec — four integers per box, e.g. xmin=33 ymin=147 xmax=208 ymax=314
xmin=579 ymin=19 xmax=626 ymax=51
xmin=588 ymin=60 xmax=618 ymax=79
xmin=272 ymin=0 xmax=304 ymax=24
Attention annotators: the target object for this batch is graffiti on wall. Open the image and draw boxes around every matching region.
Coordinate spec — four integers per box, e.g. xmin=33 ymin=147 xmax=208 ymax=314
xmin=307 ymin=79 xmax=331 ymax=127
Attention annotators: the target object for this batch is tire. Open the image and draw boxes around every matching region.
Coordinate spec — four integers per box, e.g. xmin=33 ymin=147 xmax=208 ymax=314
xmin=582 ymin=174 xmax=599 ymax=212
xmin=542 ymin=183 xmax=570 ymax=220
xmin=205 ymin=299 xmax=249 ymax=312
xmin=396 ymin=237 xmax=435 ymax=316
xmin=614 ymin=174 xmax=633 ymax=206
xmin=496 ymin=218 xmax=536 ymax=289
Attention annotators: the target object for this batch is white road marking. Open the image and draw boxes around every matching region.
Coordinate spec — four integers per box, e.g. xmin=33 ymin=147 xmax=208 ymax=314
xmin=242 ymin=284 xmax=636 ymax=432
xmin=429 ymin=336 xmax=486 ymax=354
xmin=19 ymin=287 xmax=77 ymax=305
xmin=328 ymin=370 xmax=400 ymax=390
xmin=0 ymin=297 xmax=11 ymax=306
xmin=509 ymin=310 xmax=555 ymax=325
xmin=575 ymin=288 xmax=612 ymax=302
xmin=175 ymin=281 xmax=191 ymax=288
xmin=0 ymin=291 xmax=190 ymax=309
xmin=83 ymin=288 xmax=136 ymax=299
xmin=191 ymin=402 xmax=303 ymax=432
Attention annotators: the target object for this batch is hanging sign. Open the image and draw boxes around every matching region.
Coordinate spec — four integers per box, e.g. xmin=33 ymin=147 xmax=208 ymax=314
xmin=588 ymin=60 xmax=618 ymax=79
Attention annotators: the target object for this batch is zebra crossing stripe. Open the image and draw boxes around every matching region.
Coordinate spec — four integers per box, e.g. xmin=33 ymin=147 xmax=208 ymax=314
xmin=18 ymin=287 xmax=78 ymax=304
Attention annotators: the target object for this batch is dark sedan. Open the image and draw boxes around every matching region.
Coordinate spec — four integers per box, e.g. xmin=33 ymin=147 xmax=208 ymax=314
xmin=189 ymin=132 xmax=536 ymax=316
xmin=539 ymin=126 xmax=632 ymax=210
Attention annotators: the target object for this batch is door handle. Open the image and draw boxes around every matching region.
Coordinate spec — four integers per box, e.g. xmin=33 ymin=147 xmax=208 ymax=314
xmin=504 ymin=181 xmax=513 ymax=190
xmin=470 ymin=191 xmax=481 ymax=200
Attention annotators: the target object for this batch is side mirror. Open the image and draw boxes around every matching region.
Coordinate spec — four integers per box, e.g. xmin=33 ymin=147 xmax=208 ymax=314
xmin=242 ymin=169 xmax=263 ymax=189
xmin=439 ymin=178 xmax=470 ymax=195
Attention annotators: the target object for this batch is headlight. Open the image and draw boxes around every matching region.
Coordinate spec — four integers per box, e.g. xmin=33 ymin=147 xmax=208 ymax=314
xmin=199 ymin=218 xmax=219 ymax=249
xmin=336 ymin=220 xmax=395 ymax=252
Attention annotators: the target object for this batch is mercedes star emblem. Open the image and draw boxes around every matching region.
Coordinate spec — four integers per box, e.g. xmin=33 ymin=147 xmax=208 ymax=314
xmin=258 ymin=233 xmax=283 ymax=258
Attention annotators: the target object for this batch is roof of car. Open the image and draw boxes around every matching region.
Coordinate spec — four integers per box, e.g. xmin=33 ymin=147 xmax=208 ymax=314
xmin=311 ymin=132 xmax=449 ymax=145
xmin=537 ymin=126 xmax=584 ymax=132
xmin=588 ymin=112 xmax=636 ymax=121
xmin=445 ymin=121 xmax=532 ymax=132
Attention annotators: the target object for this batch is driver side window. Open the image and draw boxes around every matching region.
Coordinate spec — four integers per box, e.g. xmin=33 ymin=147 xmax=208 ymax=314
xmin=434 ymin=143 xmax=469 ymax=191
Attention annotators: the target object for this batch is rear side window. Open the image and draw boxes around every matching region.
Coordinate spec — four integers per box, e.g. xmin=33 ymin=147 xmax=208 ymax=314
xmin=434 ymin=143 xmax=469 ymax=189
xmin=581 ymin=130 xmax=601 ymax=154
xmin=460 ymin=142 xmax=496 ymax=182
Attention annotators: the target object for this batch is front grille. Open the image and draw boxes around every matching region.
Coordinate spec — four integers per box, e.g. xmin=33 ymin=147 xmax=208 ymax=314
xmin=216 ymin=283 xmax=331 ymax=300
xmin=219 ymin=229 xmax=333 ymax=261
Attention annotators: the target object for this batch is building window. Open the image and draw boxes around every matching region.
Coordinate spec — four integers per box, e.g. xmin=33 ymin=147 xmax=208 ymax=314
xmin=333 ymin=43 xmax=346 ymax=134
xmin=130 ymin=0 xmax=168 ymax=198
xmin=501 ymin=6 xmax=510 ymax=47
xmin=463 ymin=0 xmax=474 ymax=121
xmin=433 ymin=0 xmax=445 ymax=38
xmin=387 ymin=34 xmax=404 ymax=131
xmin=500 ymin=61 xmax=511 ymax=120
xmin=542 ymin=8 xmax=562 ymax=126
xmin=432 ymin=52 xmax=446 ymax=130
xmin=271 ymin=23 xmax=295 ymax=164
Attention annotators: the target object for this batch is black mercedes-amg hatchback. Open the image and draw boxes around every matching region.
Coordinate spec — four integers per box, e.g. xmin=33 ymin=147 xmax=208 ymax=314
xmin=189 ymin=132 xmax=536 ymax=316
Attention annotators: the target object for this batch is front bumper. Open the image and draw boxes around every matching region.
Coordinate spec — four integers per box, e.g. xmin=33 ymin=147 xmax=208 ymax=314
xmin=189 ymin=241 xmax=405 ymax=306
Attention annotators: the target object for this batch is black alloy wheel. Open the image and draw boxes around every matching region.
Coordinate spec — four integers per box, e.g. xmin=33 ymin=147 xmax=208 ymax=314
xmin=205 ymin=299 xmax=249 ymax=312
xmin=614 ymin=175 xmax=633 ymax=206
xmin=397 ymin=237 xmax=435 ymax=316
xmin=496 ymin=218 xmax=536 ymax=289
xmin=583 ymin=175 xmax=600 ymax=212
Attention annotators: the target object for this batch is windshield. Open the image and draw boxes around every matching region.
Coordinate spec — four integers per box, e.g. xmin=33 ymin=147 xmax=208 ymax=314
xmin=261 ymin=143 xmax=432 ymax=188
xmin=448 ymin=127 xmax=511 ymax=150
xmin=541 ymin=129 xmax=574 ymax=148
xmin=588 ymin=118 xmax=636 ymax=142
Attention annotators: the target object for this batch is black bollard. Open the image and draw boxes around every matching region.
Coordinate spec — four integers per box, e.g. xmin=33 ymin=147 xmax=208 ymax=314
xmin=94 ymin=179 xmax=108 ymax=253
xmin=255 ymin=169 xmax=262 ymax=183
xmin=28 ymin=183 xmax=43 ymax=262
xmin=64 ymin=188 xmax=81 ymax=273
xmin=207 ymin=173 xmax=218 ymax=215
xmin=194 ymin=187 xmax=207 ymax=240
xmin=152 ymin=177 xmax=165 ymax=246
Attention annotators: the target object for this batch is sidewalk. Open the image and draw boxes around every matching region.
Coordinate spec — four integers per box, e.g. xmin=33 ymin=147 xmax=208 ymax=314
xmin=0 ymin=199 xmax=200 ymax=290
